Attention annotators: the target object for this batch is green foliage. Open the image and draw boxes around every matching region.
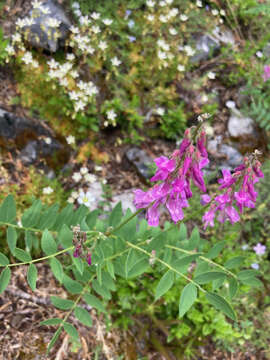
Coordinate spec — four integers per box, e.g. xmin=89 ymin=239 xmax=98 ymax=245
xmin=0 ymin=27 xmax=8 ymax=65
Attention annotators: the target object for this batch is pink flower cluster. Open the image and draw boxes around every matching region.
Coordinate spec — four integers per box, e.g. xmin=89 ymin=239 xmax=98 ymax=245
xmin=202 ymin=157 xmax=264 ymax=229
xmin=134 ymin=126 xmax=209 ymax=226
xmin=263 ymin=65 xmax=270 ymax=82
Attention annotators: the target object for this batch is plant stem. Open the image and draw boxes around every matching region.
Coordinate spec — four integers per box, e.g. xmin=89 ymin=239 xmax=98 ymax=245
xmin=106 ymin=208 xmax=144 ymax=236
xmin=126 ymin=241 xmax=206 ymax=293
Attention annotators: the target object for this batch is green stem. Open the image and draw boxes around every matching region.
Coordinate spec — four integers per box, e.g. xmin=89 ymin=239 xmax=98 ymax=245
xmin=105 ymin=208 xmax=143 ymax=236
xmin=166 ymin=245 xmax=237 ymax=279
xmin=126 ymin=241 xmax=206 ymax=293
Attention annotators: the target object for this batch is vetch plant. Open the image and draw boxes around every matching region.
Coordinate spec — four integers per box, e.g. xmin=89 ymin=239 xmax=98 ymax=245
xmin=0 ymin=120 xmax=264 ymax=354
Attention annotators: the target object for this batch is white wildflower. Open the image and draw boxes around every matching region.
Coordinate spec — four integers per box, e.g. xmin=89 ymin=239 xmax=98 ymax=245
xmin=111 ymin=57 xmax=121 ymax=66
xmin=47 ymin=58 xmax=59 ymax=68
xmin=79 ymin=16 xmax=90 ymax=26
xmin=69 ymin=91 xmax=80 ymax=101
xmin=256 ymin=51 xmax=263 ymax=58
xmin=67 ymin=197 xmax=74 ymax=203
xmin=22 ymin=52 xmax=33 ymax=65
xmin=220 ymin=9 xmax=226 ymax=16
xmin=59 ymin=78 xmax=68 ymax=87
xmin=12 ymin=33 xmax=21 ymax=43
xmin=70 ymin=70 xmax=79 ymax=78
xmin=80 ymin=167 xmax=89 ymax=175
xmin=147 ymin=14 xmax=154 ymax=21
xmin=180 ymin=14 xmax=188 ymax=21
xmin=92 ymin=25 xmax=101 ymax=34
xmin=226 ymin=100 xmax=236 ymax=109
xmin=16 ymin=18 xmax=26 ymax=28
xmin=44 ymin=137 xmax=52 ymax=145
xmin=99 ymin=40 xmax=108 ymax=50
xmin=158 ymin=50 xmax=167 ymax=60
xmin=146 ymin=0 xmax=155 ymax=7
xmin=72 ymin=2 xmax=80 ymax=9
xmin=103 ymin=18 xmax=113 ymax=25
xmin=177 ymin=64 xmax=185 ymax=72
xmin=212 ymin=9 xmax=219 ymax=16
xmin=107 ymin=109 xmax=117 ymax=121
xmin=91 ymin=12 xmax=100 ymax=20
xmin=159 ymin=14 xmax=167 ymax=22
xmin=70 ymin=25 xmax=80 ymax=34
xmin=207 ymin=71 xmax=216 ymax=80
xmin=47 ymin=17 xmax=61 ymax=28
xmin=40 ymin=6 xmax=51 ymax=14
xmin=169 ymin=28 xmax=177 ymax=35
xmin=74 ymin=9 xmax=82 ymax=17
xmin=25 ymin=17 xmax=35 ymax=26
xmin=66 ymin=53 xmax=75 ymax=61
xmin=84 ymin=174 xmax=97 ymax=183
xmin=184 ymin=45 xmax=195 ymax=56
xmin=94 ymin=165 xmax=103 ymax=172
xmin=166 ymin=0 xmax=173 ymax=4
xmin=159 ymin=1 xmax=166 ymax=6
xmin=74 ymin=100 xmax=86 ymax=112
xmin=43 ymin=186 xmax=53 ymax=194
xmin=5 ymin=44 xmax=15 ymax=55
xmin=32 ymin=0 xmax=43 ymax=9
xmin=71 ymin=190 xmax=79 ymax=199
xmin=196 ymin=0 xmax=202 ymax=7
xmin=169 ymin=8 xmax=178 ymax=17
xmin=156 ymin=107 xmax=165 ymax=116
xmin=72 ymin=172 xmax=82 ymax=182
xmin=66 ymin=135 xmax=75 ymax=145
xmin=77 ymin=189 xmax=95 ymax=208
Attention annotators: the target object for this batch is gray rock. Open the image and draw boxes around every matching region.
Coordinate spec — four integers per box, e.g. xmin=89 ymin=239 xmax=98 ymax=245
xmin=111 ymin=190 xmax=136 ymax=213
xmin=236 ymin=86 xmax=249 ymax=108
xmin=191 ymin=34 xmax=220 ymax=63
xmin=212 ymin=26 xmax=235 ymax=46
xmin=22 ymin=0 xmax=71 ymax=52
xmin=207 ymin=138 xmax=243 ymax=170
xmin=228 ymin=108 xmax=256 ymax=138
xmin=125 ymin=147 xmax=153 ymax=181
xmin=263 ymin=42 xmax=270 ymax=57
xmin=20 ymin=141 xmax=38 ymax=164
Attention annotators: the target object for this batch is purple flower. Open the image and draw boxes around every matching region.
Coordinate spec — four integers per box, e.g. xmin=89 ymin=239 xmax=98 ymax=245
xmin=200 ymin=194 xmax=211 ymax=205
xmin=218 ymin=169 xmax=236 ymax=189
xmin=263 ymin=65 xmax=270 ymax=82
xmin=166 ymin=197 xmax=184 ymax=223
xmin=73 ymin=245 xmax=81 ymax=258
xmin=251 ymin=263 xmax=259 ymax=270
xmin=202 ymin=207 xmax=216 ymax=229
xmin=147 ymin=201 xmax=160 ymax=226
xmin=150 ymin=156 xmax=175 ymax=182
xmin=253 ymin=243 xmax=266 ymax=255
xmin=128 ymin=36 xmax=136 ymax=42
xmin=87 ymin=253 xmax=92 ymax=265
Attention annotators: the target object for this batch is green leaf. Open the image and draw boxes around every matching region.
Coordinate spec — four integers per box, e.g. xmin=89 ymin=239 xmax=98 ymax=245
xmin=47 ymin=328 xmax=62 ymax=354
xmin=84 ymin=293 xmax=106 ymax=313
xmin=7 ymin=227 xmax=17 ymax=254
xmin=22 ymin=200 xmax=42 ymax=228
xmin=228 ymin=278 xmax=238 ymax=299
xmin=194 ymin=271 xmax=226 ymax=284
xmin=106 ymin=261 xmax=115 ymax=280
xmin=238 ymin=270 xmax=260 ymax=280
xmin=206 ymin=292 xmax=236 ymax=321
xmin=27 ymin=264 xmax=37 ymax=291
xmin=63 ymin=274 xmax=83 ymax=294
xmin=0 ymin=195 xmax=16 ymax=223
xmin=179 ymin=223 xmax=187 ymax=241
xmin=0 ymin=252 xmax=9 ymax=266
xmin=0 ymin=267 xmax=11 ymax=294
xmin=92 ymin=279 xmax=111 ymax=300
xmin=14 ymin=248 xmax=32 ymax=262
xmin=125 ymin=249 xmax=149 ymax=279
xmin=58 ymin=224 xmax=73 ymax=248
xmin=50 ymin=258 xmax=63 ymax=283
xmin=224 ymin=256 xmax=245 ymax=269
xmin=205 ymin=241 xmax=225 ymax=259
xmin=51 ymin=296 xmax=74 ymax=310
xmin=240 ymin=277 xmax=263 ymax=287
xmin=101 ymin=271 xmax=116 ymax=291
xmin=179 ymin=283 xmax=197 ymax=317
xmin=187 ymin=227 xmax=200 ymax=250
xmin=40 ymin=318 xmax=62 ymax=326
xmin=63 ymin=322 xmax=79 ymax=340
xmin=72 ymin=257 xmax=84 ymax=275
xmin=74 ymin=307 xmax=92 ymax=327
xmin=85 ymin=209 xmax=99 ymax=229
xmin=41 ymin=229 xmax=57 ymax=255
xmin=155 ymin=270 xmax=174 ymax=301
xmin=109 ymin=202 xmax=122 ymax=227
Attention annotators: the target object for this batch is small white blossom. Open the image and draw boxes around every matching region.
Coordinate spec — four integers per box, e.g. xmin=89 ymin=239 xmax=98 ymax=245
xmin=201 ymin=94 xmax=208 ymax=103
xmin=16 ymin=18 xmax=26 ymax=28
xmin=103 ymin=18 xmax=113 ymax=25
xmin=70 ymin=25 xmax=80 ymax=34
xmin=77 ymin=189 xmax=95 ymax=208
xmin=84 ymin=174 xmax=97 ymax=183
xmin=72 ymin=2 xmax=80 ymax=9
xmin=256 ymin=51 xmax=263 ymax=58
xmin=166 ymin=0 xmax=173 ymax=4
xmin=92 ymin=25 xmax=101 ymax=34
xmin=66 ymin=53 xmax=75 ymax=61
xmin=146 ymin=0 xmax=155 ymax=7
xmin=159 ymin=14 xmax=167 ymax=23
xmin=159 ymin=1 xmax=166 ymax=6
xmin=196 ymin=0 xmax=203 ymax=7
xmin=22 ymin=51 xmax=33 ymax=65
xmin=32 ymin=0 xmax=43 ymax=9
xmin=180 ymin=14 xmax=188 ymax=21
xmin=102 ymin=179 xmax=107 ymax=184
xmin=184 ymin=45 xmax=195 ymax=56
xmin=25 ymin=17 xmax=35 ymax=26
xmin=94 ymin=165 xmax=103 ymax=172
xmin=71 ymin=190 xmax=79 ymax=199
xmin=41 ymin=6 xmax=51 ymax=14
xmin=12 ymin=33 xmax=21 ymax=43
xmin=67 ymin=197 xmax=75 ymax=203
xmin=169 ymin=28 xmax=177 ymax=35
xmin=43 ymin=186 xmax=53 ymax=194
xmin=59 ymin=78 xmax=68 ymax=87
xmin=72 ymin=172 xmax=82 ymax=182
xmin=5 ymin=44 xmax=15 ymax=55
xmin=207 ymin=71 xmax=216 ymax=80
xmin=66 ymin=135 xmax=75 ymax=145
xmin=80 ymin=167 xmax=89 ymax=175
xmin=169 ymin=8 xmax=178 ymax=17
xmin=79 ymin=15 xmax=90 ymax=25
xmin=47 ymin=59 xmax=59 ymax=68
xmin=47 ymin=18 xmax=61 ymax=28
xmin=107 ymin=109 xmax=117 ymax=121
xmin=156 ymin=107 xmax=165 ymax=116
xmin=74 ymin=9 xmax=82 ymax=17
xmin=158 ymin=50 xmax=167 ymax=60
xmin=220 ymin=9 xmax=226 ymax=16
xmin=226 ymin=100 xmax=236 ymax=109
xmin=74 ymin=100 xmax=86 ymax=112
xmin=91 ymin=12 xmax=100 ymax=20
xmin=211 ymin=9 xmax=219 ymax=16
xmin=111 ymin=57 xmax=121 ymax=66
xmin=44 ymin=137 xmax=52 ymax=145
xmin=17 ymin=220 xmax=22 ymax=228
xmin=147 ymin=14 xmax=155 ymax=21
xmin=70 ymin=70 xmax=79 ymax=78
xmin=177 ymin=64 xmax=185 ymax=72
xmin=69 ymin=91 xmax=80 ymax=101
xmin=99 ymin=40 xmax=108 ymax=51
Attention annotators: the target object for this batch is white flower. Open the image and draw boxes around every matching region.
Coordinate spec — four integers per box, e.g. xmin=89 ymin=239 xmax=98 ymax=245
xmin=74 ymin=9 xmax=82 ymax=17
xmin=166 ymin=0 xmax=173 ymax=4
xmin=66 ymin=135 xmax=75 ymax=145
xmin=12 ymin=33 xmax=21 ymax=43
xmin=79 ymin=16 xmax=90 ymax=25
xmin=104 ymin=121 xmax=109 ymax=127
xmin=41 ymin=6 xmax=51 ymax=15
xmin=22 ymin=51 xmax=33 ymax=65
xmin=211 ymin=9 xmax=219 ymax=16
xmin=158 ymin=50 xmax=167 ymax=60
xmin=69 ymin=91 xmax=80 ymax=101
xmin=103 ymin=18 xmax=113 ymax=25
xmin=107 ymin=109 xmax=117 ymax=120
xmin=74 ymin=100 xmax=86 ymax=112
xmin=157 ymin=39 xmax=169 ymax=51
xmin=47 ymin=58 xmax=59 ymax=68
xmin=84 ymin=173 xmax=97 ymax=183
xmin=70 ymin=25 xmax=80 ymax=34
xmin=66 ymin=53 xmax=75 ymax=61
xmin=70 ymin=70 xmax=79 ymax=78
xmin=159 ymin=1 xmax=166 ymax=6
xmin=72 ymin=172 xmax=82 ymax=182
xmin=77 ymin=189 xmax=95 ymax=208
xmin=72 ymin=2 xmax=80 ymax=9
xmin=99 ymin=41 xmax=108 ymax=50
xmin=85 ymin=82 xmax=98 ymax=96
xmin=102 ymin=179 xmax=107 ymax=185
xmin=92 ymin=25 xmax=101 ymax=34
xmin=5 ymin=44 xmax=15 ymax=55
xmin=156 ymin=107 xmax=165 ymax=116
xmin=86 ymin=46 xmax=95 ymax=55
xmin=196 ymin=0 xmax=202 ymax=7
xmin=44 ymin=137 xmax=52 ymax=144
xmin=59 ymin=78 xmax=68 ymax=87
xmin=146 ymin=0 xmax=155 ymax=7
xmin=80 ymin=167 xmax=89 ymax=175
xmin=256 ymin=51 xmax=263 ymax=58
xmin=67 ymin=197 xmax=74 ymax=203
xmin=169 ymin=28 xmax=177 ymax=35
xmin=169 ymin=8 xmax=178 ymax=17
xmin=91 ymin=12 xmax=100 ymax=20
xmin=226 ymin=100 xmax=236 ymax=109
xmin=207 ymin=71 xmax=216 ymax=80
xmin=47 ymin=17 xmax=61 ymax=28
xmin=16 ymin=18 xmax=26 ymax=28
xmin=43 ymin=186 xmax=53 ymax=194
xmin=184 ymin=45 xmax=195 ymax=56
xmin=25 ymin=17 xmax=35 ymax=26
xmin=32 ymin=0 xmax=43 ymax=9
xmin=111 ymin=57 xmax=121 ymax=66
xmin=94 ymin=165 xmax=103 ymax=172
xmin=147 ymin=14 xmax=154 ymax=21
xmin=180 ymin=14 xmax=188 ymax=21
xmin=177 ymin=64 xmax=185 ymax=72
xmin=220 ymin=9 xmax=226 ymax=16
xmin=201 ymin=94 xmax=208 ymax=103
xmin=159 ymin=14 xmax=167 ymax=23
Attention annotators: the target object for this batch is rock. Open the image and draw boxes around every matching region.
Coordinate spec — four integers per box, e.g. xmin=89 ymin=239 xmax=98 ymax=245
xmin=86 ymin=181 xmax=104 ymax=211
xmin=22 ymin=0 xmax=71 ymax=52
xmin=111 ymin=190 xmax=136 ymax=213
xmin=125 ymin=147 xmax=153 ymax=181
xmin=228 ymin=108 xmax=256 ymax=138
xmin=236 ymin=87 xmax=250 ymax=108
xmin=191 ymin=34 xmax=220 ymax=63
xmin=207 ymin=138 xmax=243 ymax=170
xmin=212 ymin=26 xmax=235 ymax=46
xmin=0 ymin=107 xmax=70 ymax=169
xmin=263 ymin=42 xmax=270 ymax=57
